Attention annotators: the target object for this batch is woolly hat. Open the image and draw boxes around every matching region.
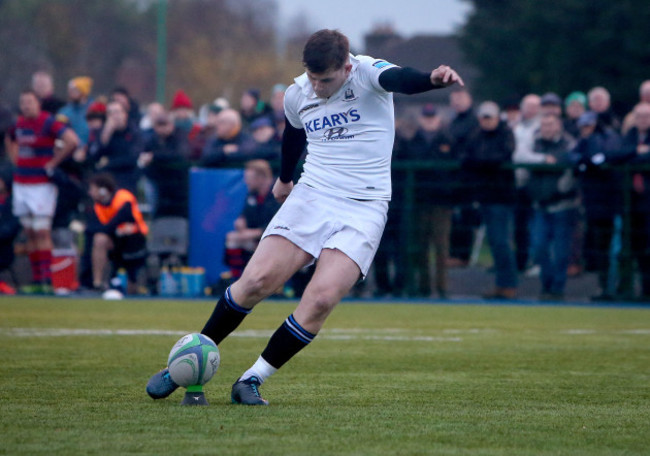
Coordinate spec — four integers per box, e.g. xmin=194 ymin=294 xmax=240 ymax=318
xmin=171 ymin=89 xmax=193 ymax=110
xmin=565 ymin=91 xmax=587 ymax=109
xmin=69 ymin=76 xmax=93 ymax=97
xmin=86 ymin=101 xmax=107 ymax=119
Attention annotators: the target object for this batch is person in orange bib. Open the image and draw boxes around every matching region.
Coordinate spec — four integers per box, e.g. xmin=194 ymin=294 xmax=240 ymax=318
xmin=87 ymin=173 xmax=148 ymax=294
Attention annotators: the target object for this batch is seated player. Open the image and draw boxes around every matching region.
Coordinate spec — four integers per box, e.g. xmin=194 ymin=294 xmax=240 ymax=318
xmin=86 ymin=173 xmax=148 ymax=294
xmin=223 ymin=160 xmax=280 ymax=281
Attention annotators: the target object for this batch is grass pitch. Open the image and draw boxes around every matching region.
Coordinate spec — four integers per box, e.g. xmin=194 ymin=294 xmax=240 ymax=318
xmin=1 ymin=297 xmax=649 ymax=456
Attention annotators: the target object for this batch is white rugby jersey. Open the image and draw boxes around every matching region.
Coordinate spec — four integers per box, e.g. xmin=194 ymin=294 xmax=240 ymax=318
xmin=284 ymin=54 xmax=398 ymax=200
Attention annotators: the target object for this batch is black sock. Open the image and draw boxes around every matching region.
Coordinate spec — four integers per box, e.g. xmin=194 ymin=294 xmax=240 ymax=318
xmin=261 ymin=314 xmax=316 ymax=369
xmin=201 ymin=287 xmax=251 ymax=345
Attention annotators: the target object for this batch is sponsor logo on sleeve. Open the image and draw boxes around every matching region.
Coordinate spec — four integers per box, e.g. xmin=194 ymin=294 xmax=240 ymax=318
xmin=372 ymin=60 xmax=392 ymax=69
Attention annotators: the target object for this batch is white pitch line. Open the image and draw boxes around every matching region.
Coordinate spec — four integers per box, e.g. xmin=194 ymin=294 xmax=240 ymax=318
xmin=0 ymin=327 xmax=462 ymax=342
xmin=562 ymin=329 xmax=650 ymax=335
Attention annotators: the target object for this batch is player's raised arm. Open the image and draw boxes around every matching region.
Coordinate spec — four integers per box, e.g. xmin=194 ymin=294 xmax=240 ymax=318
xmin=273 ymin=118 xmax=307 ymax=203
xmin=378 ymin=65 xmax=464 ymax=94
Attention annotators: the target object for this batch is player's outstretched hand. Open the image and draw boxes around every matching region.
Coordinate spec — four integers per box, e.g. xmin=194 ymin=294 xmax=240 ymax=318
xmin=272 ymin=179 xmax=294 ymax=203
xmin=430 ymin=65 xmax=464 ymax=88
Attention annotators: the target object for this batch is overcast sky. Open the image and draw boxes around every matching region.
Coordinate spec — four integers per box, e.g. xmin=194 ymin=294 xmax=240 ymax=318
xmin=276 ymin=0 xmax=472 ymax=50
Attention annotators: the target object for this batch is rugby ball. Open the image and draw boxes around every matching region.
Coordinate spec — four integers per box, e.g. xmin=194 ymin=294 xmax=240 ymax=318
xmin=167 ymin=333 xmax=220 ymax=387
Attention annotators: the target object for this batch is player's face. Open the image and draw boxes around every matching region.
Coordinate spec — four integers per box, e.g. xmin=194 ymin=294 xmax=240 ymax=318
xmin=19 ymin=93 xmax=40 ymax=118
xmin=306 ymin=63 xmax=352 ymax=99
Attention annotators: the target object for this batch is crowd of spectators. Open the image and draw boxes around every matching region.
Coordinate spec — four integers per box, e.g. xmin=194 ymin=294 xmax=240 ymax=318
xmin=0 ymin=69 xmax=649 ymax=302
xmin=382 ymin=80 xmax=650 ymax=302
xmin=0 ymin=71 xmax=282 ymax=296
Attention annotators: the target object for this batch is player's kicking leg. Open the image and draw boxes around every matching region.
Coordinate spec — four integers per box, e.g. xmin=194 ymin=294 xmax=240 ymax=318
xmin=231 ymin=248 xmax=361 ymax=405
xmin=146 ymin=235 xmax=311 ymax=399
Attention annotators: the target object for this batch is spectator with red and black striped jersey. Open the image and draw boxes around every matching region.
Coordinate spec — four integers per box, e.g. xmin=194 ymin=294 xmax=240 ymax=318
xmin=4 ymin=90 xmax=79 ymax=294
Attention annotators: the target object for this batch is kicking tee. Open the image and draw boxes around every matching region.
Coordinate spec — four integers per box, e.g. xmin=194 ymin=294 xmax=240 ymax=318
xmin=284 ymin=55 xmax=398 ymax=201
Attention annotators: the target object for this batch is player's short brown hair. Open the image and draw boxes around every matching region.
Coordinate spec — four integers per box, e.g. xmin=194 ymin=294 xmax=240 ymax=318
xmin=302 ymin=29 xmax=349 ymax=74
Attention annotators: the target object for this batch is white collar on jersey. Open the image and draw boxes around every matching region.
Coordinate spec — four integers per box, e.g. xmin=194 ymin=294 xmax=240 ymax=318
xmin=294 ymin=54 xmax=360 ymax=99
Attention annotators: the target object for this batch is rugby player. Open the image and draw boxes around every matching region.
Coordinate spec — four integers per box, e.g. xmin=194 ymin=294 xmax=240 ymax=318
xmin=147 ymin=29 xmax=464 ymax=404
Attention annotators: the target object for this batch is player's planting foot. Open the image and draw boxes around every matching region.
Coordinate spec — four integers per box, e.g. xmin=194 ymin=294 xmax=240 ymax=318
xmin=146 ymin=367 xmax=179 ymax=399
xmin=231 ymin=376 xmax=269 ymax=405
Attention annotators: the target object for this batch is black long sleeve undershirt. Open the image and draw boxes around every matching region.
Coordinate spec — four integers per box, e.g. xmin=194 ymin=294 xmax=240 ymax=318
xmin=279 ymin=118 xmax=307 ymax=183
xmin=378 ymin=66 xmax=440 ymax=94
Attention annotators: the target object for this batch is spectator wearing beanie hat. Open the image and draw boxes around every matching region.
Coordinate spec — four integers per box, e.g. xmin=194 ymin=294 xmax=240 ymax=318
xmin=564 ymin=91 xmax=587 ymax=138
xmin=170 ymin=89 xmax=202 ymax=148
xmin=86 ymin=100 xmax=107 ymax=129
xmin=57 ymin=76 xmax=94 ymax=146
xmin=239 ymin=87 xmax=272 ymax=132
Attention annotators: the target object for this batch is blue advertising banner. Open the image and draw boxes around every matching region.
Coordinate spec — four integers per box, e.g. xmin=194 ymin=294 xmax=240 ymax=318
xmin=189 ymin=168 xmax=247 ymax=285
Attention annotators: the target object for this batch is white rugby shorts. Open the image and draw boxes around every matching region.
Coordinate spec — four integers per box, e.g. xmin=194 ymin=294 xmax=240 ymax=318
xmin=262 ymin=183 xmax=388 ymax=277
xmin=13 ymin=182 xmax=58 ymax=218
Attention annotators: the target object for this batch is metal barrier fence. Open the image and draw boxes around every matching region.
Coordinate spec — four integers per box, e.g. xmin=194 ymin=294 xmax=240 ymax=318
xmin=392 ymin=160 xmax=647 ymax=299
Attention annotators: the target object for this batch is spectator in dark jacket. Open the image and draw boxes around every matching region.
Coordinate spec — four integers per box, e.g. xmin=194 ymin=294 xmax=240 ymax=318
xmin=463 ymin=101 xmax=518 ymax=299
xmin=239 ymin=88 xmax=273 ymax=132
xmin=402 ymin=103 xmax=456 ymax=298
xmin=528 ymin=114 xmax=579 ymax=300
xmin=91 ymin=101 xmax=142 ymax=193
xmin=249 ymin=116 xmax=281 ymax=161
xmin=140 ymin=113 xmax=191 ymax=219
xmin=564 ymin=91 xmax=587 ymax=139
xmin=588 ymin=86 xmax=621 ymax=133
xmin=201 ymin=109 xmax=258 ymax=167
xmin=620 ymin=102 xmax=650 ymax=299
xmin=111 ymin=87 xmax=142 ymax=129
xmin=570 ymin=110 xmax=624 ymax=300
xmin=448 ymin=88 xmax=480 ymax=267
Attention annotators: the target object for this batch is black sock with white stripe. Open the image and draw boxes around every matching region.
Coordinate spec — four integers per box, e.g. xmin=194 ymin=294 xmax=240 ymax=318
xmin=201 ymin=286 xmax=251 ymax=345
xmin=256 ymin=314 xmax=316 ymax=374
